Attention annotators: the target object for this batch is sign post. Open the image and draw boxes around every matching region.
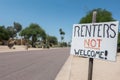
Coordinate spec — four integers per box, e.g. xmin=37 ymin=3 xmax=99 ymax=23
xmin=88 ymin=11 xmax=97 ymax=80
xmin=70 ymin=12 xmax=119 ymax=80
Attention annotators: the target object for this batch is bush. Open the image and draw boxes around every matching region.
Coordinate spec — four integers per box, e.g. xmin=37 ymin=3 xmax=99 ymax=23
xmin=60 ymin=42 xmax=67 ymax=47
xmin=0 ymin=41 xmax=3 ymax=45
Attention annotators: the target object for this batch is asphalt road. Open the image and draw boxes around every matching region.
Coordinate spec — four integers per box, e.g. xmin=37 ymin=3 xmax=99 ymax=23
xmin=0 ymin=48 xmax=70 ymax=80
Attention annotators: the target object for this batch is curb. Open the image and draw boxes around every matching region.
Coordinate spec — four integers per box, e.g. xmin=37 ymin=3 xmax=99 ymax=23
xmin=55 ymin=55 xmax=73 ymax=80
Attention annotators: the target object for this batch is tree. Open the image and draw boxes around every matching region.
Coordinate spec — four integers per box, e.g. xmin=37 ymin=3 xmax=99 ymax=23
xmin=0 ymin=26 xmax=9 ymax=40
xmin=7 ymin=26 xmax=16 ymax=38
xmin=80 ymin=8 xmax=115 ymax=23
xmin=47 ymin=35 xmax=58 ymax=47
xmin=14 ymin=22 xmax=22 ymax=33
xmin=59 ymin=28 xmax=65 ymax=47
xmin=14 ymin=22 xmax=22 ymax=38
xmin=6 ymin=22 xmax=22 ymax=39
xmin=59 ymin=28 xmax=65 ymax=42
xmin=20 ymin=23 xmax=46 ymax=47
xmin=79 ymin=8 xmax=120 ymax=49
xmin=118 ymin=32 xmax=120 ymax=46
xmin=117 ymin=32 xmax=120 ymax=52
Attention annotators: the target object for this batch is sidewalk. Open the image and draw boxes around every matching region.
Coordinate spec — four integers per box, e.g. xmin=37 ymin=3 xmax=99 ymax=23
xmin=55 ymin=53 xmax=120 ymax=80
xmin=0 ymin=46 xmax=62 ymax=53
xmin=0 ymin=45 xmax=27 ymax=53
xmin=0 ymin=45 xmax=44 ymax=53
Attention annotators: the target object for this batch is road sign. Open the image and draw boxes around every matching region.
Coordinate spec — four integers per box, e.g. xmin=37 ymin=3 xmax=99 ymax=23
xmin=71 ymin=21 xmax=119 ymax=61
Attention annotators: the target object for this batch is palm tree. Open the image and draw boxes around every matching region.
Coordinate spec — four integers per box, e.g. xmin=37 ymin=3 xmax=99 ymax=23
xmin=59 ymin=28 xmax=65 ymax=47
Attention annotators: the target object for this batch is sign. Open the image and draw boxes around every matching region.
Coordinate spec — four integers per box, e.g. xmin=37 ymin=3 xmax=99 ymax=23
xmin=70 ymin=21 xmax=119 ymax=61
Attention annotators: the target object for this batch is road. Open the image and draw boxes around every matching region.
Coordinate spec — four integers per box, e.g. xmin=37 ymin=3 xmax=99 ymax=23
xmin=0 ymin=48 xmax=70 ymax=80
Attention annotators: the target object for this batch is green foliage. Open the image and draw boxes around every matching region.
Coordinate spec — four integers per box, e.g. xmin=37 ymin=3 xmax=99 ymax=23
xmin=0 ymin=26 xmax=9 ymax=40
xmin=7 ymin=26 xmax=16 ymax=38
xmin=47 ymin=35 xmax=58 ymax=46
xmin=80 ymin=8 xmax=115 ymax=23
xmin=6 ymin=22 xmax=22 ymax=39
xmin=14 ymin=22 xmax=22 ymax=33
xmin=20 ymin=23 xmax=46 ymax=47
xmin=0 ymin=22 xmax=22 ymax=41
xmin=80 ymin=8 xmax=120 ymax=48
xmin=59 ymin=28 xmax=65 ymax=42
xmin=60 ymin=42 xmax=67 ymax=47
xmin=118 ymin=32 xmax=120 ymax=47
xmin=59 ymin=28 xmax=65 ymax=35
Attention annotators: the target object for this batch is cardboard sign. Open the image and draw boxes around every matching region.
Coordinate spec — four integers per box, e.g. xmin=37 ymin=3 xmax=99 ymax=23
xmin=70 ymin=21 xmax=119 ymax=61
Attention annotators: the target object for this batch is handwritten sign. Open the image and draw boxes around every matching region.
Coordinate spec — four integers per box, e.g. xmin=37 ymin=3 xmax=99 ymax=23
xmin=70 ymin=21 xmax=119 ymax=61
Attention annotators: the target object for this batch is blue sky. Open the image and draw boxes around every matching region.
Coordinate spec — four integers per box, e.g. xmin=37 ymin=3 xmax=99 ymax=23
xmin=0 ymin=0 xmax=120 ymax=42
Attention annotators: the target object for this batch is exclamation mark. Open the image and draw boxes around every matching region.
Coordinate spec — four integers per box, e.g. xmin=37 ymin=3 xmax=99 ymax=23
xmin=105 ymin=50 xmax=108 ymax=60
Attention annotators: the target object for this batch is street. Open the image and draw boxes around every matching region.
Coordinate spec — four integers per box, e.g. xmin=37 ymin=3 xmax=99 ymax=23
xmin=0 ymin=48 xmax=70 ymax=80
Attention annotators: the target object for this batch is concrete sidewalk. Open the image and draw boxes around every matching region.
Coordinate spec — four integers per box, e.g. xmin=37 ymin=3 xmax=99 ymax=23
xmin=55 ymin=53 xmax=120 ymax=80
xmin=0 ymin=45 xmax=45 ymax=53
xmin=0 ymin=45 xmax=28 ymax=53
xmin=0 ymin=46 xmax=65 ymax=53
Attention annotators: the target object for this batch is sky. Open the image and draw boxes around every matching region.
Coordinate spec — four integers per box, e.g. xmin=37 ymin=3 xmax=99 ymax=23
xmin=0 ymin=0 xmax=120 ymax=42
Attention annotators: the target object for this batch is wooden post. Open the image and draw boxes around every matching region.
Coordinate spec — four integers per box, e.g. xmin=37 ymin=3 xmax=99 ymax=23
xmin=88 ymin=11 xmax=97 ymax=80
